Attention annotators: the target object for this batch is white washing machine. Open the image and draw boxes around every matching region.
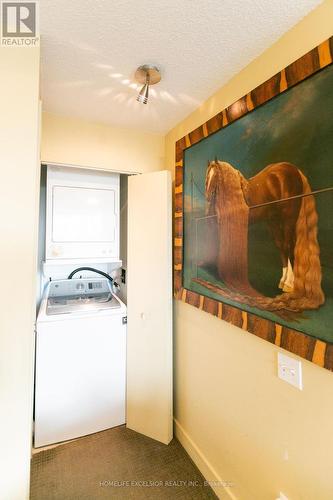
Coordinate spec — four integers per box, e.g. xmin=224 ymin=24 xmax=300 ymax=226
xmin=34 ymin=278 xmax=127 ymax=448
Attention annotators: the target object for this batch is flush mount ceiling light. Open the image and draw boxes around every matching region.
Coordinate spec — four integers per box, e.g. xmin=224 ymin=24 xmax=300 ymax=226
xmin=135 ymin=65 xmax=161 ymax=104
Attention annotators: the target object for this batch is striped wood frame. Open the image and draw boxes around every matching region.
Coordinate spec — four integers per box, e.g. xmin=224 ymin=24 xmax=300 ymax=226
xmin=174 ymin=37 xmax=333 ymax=371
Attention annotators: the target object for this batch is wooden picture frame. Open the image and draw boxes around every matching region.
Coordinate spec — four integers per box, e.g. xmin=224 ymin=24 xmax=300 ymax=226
xmin=174 ymin=37 xmax=333 ymax=371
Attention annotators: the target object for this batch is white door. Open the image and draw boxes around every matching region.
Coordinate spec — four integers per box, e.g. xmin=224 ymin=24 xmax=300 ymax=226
xmin=127 ymin=170 xmax=173 ymax=444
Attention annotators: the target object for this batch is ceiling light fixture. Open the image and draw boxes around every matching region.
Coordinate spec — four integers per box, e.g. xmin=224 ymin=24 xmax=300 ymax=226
xmin=135 ymin=65 xmax=161 ymax=104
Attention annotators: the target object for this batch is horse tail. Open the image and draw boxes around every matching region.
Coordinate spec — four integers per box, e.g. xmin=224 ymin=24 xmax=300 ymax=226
xmin=265 ymin=169 xmax=324 ymax=312
xmin=288 ymin=170 xmax=324 ymax=309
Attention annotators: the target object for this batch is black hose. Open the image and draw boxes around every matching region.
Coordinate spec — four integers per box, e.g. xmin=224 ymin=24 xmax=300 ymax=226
xmin=67 ymin=267 xmax=114 ymax=283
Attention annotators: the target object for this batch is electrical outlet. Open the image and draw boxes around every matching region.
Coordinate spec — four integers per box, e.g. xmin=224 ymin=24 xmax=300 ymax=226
xmin=278 ymin=352 xmax=302 ymax=390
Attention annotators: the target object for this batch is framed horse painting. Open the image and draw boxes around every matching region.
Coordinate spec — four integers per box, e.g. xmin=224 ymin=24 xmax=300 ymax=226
xmin=174 ymin=37 xmax=333 ymax=370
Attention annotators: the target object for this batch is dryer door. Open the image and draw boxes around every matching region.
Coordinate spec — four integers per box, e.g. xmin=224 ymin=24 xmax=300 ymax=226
xmin=45 ymin=166 xmax=119 ymax=260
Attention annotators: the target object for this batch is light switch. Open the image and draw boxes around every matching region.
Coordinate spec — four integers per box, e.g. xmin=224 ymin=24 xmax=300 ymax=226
xmin=275 ymin=493 xmax=289 ymax=500
xmin=277 ymin=352 xmax=303 ymax=390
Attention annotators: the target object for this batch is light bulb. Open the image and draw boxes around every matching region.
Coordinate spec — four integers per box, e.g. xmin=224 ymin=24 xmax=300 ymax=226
xmin=136 ymin=82 xmax=149 ymax=104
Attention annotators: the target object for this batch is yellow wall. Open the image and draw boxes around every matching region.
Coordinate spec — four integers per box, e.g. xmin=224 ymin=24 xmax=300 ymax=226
xmin=42 ymin=112 xmax=165 ymax=173
xmin=165 ymin=2 xmax=333 ymax=499
xmin=0 ymin=47 xmax=40 ymax=500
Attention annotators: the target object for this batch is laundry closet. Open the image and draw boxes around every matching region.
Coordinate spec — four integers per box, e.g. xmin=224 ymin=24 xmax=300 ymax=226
xmin=34 ymin=164 xmax=172 ymax=448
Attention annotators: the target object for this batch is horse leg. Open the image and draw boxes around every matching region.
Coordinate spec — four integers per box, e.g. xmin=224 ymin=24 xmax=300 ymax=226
xmin=268 ymin=219 xmax=288 ymax=290
xmin=283 ymin=258 xmax=295 ymax=292
xmin=270 ymin=197 xmax=300 ymax=293
xmin=282 ymin=220 xmax=297 ymax=293
xmin=279 ymin=266 xmax=288 ymax=290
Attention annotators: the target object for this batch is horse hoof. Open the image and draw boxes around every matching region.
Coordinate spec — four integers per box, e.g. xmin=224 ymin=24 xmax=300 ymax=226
xmin=278 ymin=280 xmax=285 ymax=290
xmin=283 ymin=283 xmax=294 ymax=293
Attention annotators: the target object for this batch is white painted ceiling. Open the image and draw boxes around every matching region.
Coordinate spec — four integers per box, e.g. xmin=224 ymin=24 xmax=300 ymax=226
xmin=40 ymin=0 xmax=322 ymax=134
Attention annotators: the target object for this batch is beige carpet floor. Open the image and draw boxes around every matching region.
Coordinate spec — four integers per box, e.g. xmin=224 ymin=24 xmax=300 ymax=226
xmin=30 ymin=426 xmax=218 ymax=499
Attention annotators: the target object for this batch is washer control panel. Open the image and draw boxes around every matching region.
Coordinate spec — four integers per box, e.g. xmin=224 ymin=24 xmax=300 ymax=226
xmin=48 ymin=278 xmax=110 ymax=298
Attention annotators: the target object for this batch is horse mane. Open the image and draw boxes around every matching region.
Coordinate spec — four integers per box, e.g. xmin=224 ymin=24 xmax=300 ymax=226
xmin=207 ymin=161 xmax=258 ymax=296
xmin=203 ymin=160 xmax=324 ymax=314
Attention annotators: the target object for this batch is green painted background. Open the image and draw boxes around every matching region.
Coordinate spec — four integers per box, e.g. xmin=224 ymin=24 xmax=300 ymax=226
xmin=183 ymin=64 xmax=333 ymax=342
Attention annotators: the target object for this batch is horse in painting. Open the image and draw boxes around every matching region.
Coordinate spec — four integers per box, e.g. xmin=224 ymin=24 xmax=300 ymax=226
xmin=204 ymin=160 xmax=324 ymax=313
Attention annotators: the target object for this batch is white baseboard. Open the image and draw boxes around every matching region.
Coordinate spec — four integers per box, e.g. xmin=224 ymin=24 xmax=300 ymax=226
xmin=174 ymin=418 xmax=237 ymax=500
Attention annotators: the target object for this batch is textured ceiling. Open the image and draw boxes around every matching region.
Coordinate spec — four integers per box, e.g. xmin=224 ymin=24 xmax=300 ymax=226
xmin=40 ymin=0 xmax=322 ymax=134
